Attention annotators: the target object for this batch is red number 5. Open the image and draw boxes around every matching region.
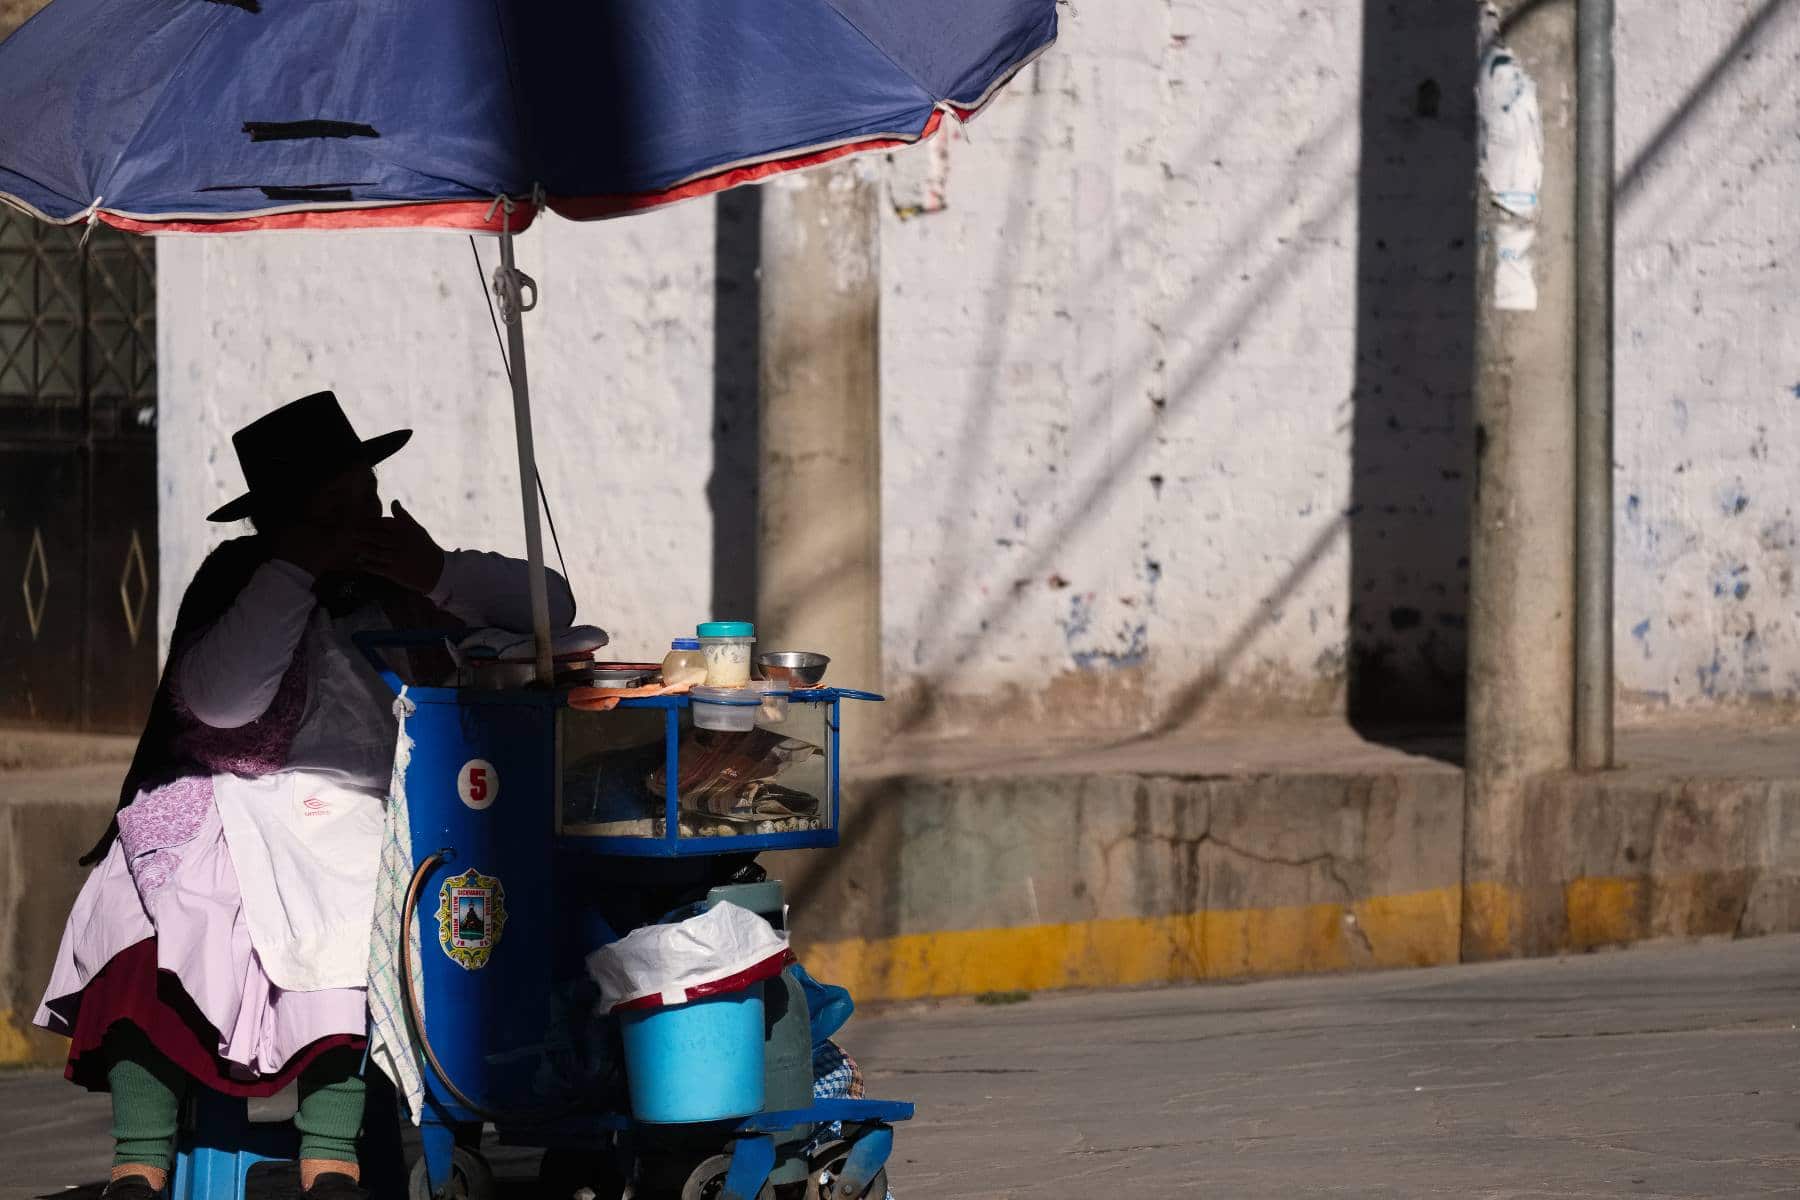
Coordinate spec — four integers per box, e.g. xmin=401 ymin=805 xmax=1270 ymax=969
xmin=468 ymin=768 xmax=488 ymax=803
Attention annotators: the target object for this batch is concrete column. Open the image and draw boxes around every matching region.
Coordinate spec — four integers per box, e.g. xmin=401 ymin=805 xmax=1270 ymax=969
xmin=1464 ymin=0 xmax=1577 ymax=960
xmin=757 ymin=163 xmax=883 ymax=761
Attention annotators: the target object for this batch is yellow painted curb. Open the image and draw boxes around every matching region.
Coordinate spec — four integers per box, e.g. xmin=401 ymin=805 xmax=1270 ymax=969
xmin=801 ymin=886 xmax=1464 ymax=1002
xmin=1565 ymin=875 xmax=1646 ymax=949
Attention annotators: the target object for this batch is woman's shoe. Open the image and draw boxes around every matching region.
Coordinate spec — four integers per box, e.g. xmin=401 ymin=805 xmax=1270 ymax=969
xmin=100 ymin=1177 xmax=161 ymax=1200
xmin=301 ymin=1172 xmax=369 ymax=1200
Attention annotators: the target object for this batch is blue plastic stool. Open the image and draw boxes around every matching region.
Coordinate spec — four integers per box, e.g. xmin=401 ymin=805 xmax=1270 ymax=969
xmin=165 ymin=1071 xmax=406 ymax=1200
xmin=166 ymin=1090 xmax=298 ymax=1200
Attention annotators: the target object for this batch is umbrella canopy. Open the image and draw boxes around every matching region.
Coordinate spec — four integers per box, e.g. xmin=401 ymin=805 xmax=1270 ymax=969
xmin=0 ymin=0 xmax=1056 ymax=233
xmin=0 ymin=0 xmax=1055 ymax=683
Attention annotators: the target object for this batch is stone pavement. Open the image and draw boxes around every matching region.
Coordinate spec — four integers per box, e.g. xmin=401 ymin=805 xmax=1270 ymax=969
xmin=5 ymin=935 xmax=1797 ymax=1198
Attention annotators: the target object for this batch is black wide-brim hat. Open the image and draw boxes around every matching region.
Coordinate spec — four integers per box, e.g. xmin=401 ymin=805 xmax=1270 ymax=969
xmin=207 ymin=390 xmax=412 ymax=522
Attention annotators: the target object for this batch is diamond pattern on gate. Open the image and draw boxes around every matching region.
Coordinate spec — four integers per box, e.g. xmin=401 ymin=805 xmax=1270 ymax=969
xmin=86 ymin=237 xmax=155 ymax=402
xmin=0 ymin=213 xmax=152 ymax=408
xmin=0 ymin=215 xmax=83 ymax=406
xmin=120 ymin=528 xmax=149 ymax=646
xmin=22 ymin=527 xmax=49 ymax=639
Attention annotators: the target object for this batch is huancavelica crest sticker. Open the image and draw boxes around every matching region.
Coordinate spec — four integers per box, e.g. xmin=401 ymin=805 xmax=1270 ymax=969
xmin=436 ymin=868 xmax=508 ymax=970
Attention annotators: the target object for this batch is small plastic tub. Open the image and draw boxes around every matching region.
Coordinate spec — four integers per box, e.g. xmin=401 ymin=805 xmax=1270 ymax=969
xmin=691 ymin=685 xmax=761 ymax=731
xmin=618 ymin=990 xmax=766 ymax=1122
xmin=747 ymin=679 xmax=791 ymax=723
xmin=697 ymin=620 xmax=755 ymax=687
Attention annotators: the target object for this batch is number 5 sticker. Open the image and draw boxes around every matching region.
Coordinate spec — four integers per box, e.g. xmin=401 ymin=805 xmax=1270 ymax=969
xmin=458 ymin=759 xmax=498 ymax=811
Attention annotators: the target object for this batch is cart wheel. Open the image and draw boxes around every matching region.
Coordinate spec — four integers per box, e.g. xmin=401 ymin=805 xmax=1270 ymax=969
xmin=679 ymin=1153 xmax=776 ymax=1200
xmin=408 ymin=1146 xmax=496 ymax=1200
xmin=802 ymin=1142 xmax=888 ymax=1200
xmin=539 ymin=1148 xmax=627 ymax=1200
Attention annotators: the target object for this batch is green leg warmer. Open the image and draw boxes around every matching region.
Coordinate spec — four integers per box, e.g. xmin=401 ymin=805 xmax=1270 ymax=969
xmin=295 ymin=1048 xmax=367 ymax=1164
xmin=106 ymin=1025 xmax=189 ymax=1173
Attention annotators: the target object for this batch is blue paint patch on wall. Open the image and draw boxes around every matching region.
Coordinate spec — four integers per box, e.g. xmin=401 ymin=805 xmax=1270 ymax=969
xmin=1717 ymin=479 xmax=1750 ymax=517
xmin=1697 ymin=649 xmax=1725 ymax=698
xmin=1631 ymin=618 xmax=1652 ymax=659
xmin=1072 ymin=626 xmax=1149 ymax=671
xmin=1711 ymin=563 xmax=1750 ymax=600
xmin=1060 ymin=592 xmax=1150 ymax=671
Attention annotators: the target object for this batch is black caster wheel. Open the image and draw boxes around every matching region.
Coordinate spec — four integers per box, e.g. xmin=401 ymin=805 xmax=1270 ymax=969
xmin=408 ymin=1146 xmax=496 ymax=1200
xmin=802 ymin=1142 xmax=887 ymax=1200
xmin=680 ymin=1153 xmax=775 ymax=1200
xmin=539 ymin=1148 xmax=627 ymax=1200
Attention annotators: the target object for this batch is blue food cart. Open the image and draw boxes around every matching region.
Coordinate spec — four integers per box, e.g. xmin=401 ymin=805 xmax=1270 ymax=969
xmin=359 ymin=634 xmax=903 ymax=1200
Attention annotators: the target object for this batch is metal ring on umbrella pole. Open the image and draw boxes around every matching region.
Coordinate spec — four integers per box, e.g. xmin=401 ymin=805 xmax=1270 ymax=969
xmin=493 ymin=266 xmax=537 ymax=323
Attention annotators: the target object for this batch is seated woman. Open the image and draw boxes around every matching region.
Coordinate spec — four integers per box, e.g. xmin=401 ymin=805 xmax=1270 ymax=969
xmin=34 ymin=391 xmax=574 ymax=1200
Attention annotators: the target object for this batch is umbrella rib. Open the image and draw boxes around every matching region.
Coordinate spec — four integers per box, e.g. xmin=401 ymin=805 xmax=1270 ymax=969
xmin=819 ymin=2 xmax=935 ymax=102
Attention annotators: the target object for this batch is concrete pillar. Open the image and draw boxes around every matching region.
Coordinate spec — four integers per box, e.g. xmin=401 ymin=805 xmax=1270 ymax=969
xmin=757 ymin=163 xmax=883 ymax=761
xmin=1463 ymin=0 xmax=1577 ymax=960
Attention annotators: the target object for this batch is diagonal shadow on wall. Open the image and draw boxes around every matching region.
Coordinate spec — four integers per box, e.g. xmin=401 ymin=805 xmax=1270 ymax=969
xmin=708 ymin=186 xmax=762 ymax=621
xmin=1345 ymin=0 xmax=1479 ymax=757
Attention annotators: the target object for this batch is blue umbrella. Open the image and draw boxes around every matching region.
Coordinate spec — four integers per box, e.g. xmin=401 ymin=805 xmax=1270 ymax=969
xmin=0 ymin=0 xmax=1056 ymax=675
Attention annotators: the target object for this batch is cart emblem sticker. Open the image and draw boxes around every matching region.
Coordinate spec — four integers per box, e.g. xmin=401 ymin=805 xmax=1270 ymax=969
xmin=457 ymin=759 xmax=498 ymax=811
xmin=436 ymin=869 xmax=508 ymax=970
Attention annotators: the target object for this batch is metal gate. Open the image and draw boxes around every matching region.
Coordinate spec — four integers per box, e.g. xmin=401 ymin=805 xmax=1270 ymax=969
xmin=0 ymin=209 xmax=158 ymax=732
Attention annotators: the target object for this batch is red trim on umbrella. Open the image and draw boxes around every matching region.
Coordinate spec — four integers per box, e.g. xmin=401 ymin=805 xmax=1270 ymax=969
xmin=551 ymin=110 xmax=947 ymax=222
xmin=81 ymin=109 xmax=958 ymax=233
xmin=98 ymin=198 xmax=539 ymax=235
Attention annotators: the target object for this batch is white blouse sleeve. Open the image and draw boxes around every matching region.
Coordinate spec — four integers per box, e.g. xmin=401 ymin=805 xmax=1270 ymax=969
xmin=427 ymin=549 xmax=576 ymax=633
xmin=173 ymin=559 xmax=318 ymax=729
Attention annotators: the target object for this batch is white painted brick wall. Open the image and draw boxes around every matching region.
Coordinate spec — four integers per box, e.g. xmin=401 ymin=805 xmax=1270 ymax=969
xmin=156 ymin=1 xmax=1800 ymax=731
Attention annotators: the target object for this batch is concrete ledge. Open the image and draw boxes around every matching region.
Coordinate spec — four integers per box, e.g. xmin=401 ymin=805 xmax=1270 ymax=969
xmin=0 ymin=765 xmax=122 ymax=1067
xmin=781 ymin=726 xmax=1468 ymax=1001
xmin=1520 ymin=772 xmax=1800 ymax=953
xmin=786 ymin=722 xmax=1800 ymax=1003
xmin=0 ymin=729 xmax=134 ymax=773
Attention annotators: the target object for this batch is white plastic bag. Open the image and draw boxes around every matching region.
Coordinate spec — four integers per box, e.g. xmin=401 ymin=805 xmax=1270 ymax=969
xmin=587 ymin=901 xmax=788 ymax=1012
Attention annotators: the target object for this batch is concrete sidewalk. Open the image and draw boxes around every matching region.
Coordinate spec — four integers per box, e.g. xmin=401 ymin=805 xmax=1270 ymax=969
xmin=5 ymin=935 xmax=1797 ymax=1198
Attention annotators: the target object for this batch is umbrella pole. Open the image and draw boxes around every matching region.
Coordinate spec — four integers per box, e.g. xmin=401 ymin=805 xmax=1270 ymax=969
xmin=497 ymin=228 xmax=556 ymax=685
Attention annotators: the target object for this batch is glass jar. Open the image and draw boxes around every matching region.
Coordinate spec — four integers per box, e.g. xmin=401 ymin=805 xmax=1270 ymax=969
xmin=661 ymin=638 xmax=709 ymax=688
xmin=696 ymin=620 xmax=755 ymax=687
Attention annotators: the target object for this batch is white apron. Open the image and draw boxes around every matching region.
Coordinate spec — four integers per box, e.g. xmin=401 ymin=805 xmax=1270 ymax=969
xmin=213 ymin=770 xmax=385 ymax=992
xmin=213 ymin=605 xmax=398 ymax=993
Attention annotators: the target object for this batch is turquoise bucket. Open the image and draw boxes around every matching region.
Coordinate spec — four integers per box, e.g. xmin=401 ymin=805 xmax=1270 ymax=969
xmin=618 ymin=989 xmax=766 ymax=1123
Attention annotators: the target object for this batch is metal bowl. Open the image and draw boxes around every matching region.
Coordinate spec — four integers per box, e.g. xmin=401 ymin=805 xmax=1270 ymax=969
xmin=756 ymin=650 xmax=830 ymax=687
xmin=570 ymin=667 xmax=648 ymax=689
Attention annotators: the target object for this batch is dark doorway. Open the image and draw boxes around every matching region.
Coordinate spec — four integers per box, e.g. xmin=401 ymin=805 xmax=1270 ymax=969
xmin=0 ymin=210 xmax=158 ymax=732
xmin=1346 ymin=1 xmax=1479 ymax=748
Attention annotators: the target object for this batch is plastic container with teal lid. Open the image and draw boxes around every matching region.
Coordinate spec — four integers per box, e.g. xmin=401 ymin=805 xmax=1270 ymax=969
xmin=696 ymin=621 xmax=755 ymax=687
